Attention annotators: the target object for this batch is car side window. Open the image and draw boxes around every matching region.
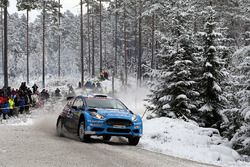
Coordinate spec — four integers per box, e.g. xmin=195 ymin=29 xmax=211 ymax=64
xmin=67 ymin=98 xmax=74 ymax=107
xmin=73 ymin=98 xmax=84 ymax=109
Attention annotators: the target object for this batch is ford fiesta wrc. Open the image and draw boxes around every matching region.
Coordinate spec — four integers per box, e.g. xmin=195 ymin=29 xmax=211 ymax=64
xmin=56 ymin=95 xmax=143 ymax=145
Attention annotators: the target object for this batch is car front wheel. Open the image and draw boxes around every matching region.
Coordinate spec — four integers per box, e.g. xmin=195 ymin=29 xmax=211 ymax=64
xmin=128 ymin=137 xmax=140 ymax=146
xmin=79 ymin=122 xmax=90 ymax=142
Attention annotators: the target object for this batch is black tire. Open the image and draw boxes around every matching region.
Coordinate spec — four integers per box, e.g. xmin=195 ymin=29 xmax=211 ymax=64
xmin=103 ymin=135 xmax=111 ymax=141
xmin=56 ymin=118 xmax=64 ymax=137
xmin=79 ymin=121 xmax=90 ymax=142
xmin=128 ymin=137 xmax=140 ymax=146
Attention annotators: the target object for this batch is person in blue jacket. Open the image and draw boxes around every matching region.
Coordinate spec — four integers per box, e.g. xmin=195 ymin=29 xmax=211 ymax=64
xmin=18 ymin=96 xmax=26 ymax=114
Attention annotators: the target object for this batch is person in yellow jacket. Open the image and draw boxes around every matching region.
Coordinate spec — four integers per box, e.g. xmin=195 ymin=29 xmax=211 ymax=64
xmin=8 ymin=98 xmax=15 ymax=117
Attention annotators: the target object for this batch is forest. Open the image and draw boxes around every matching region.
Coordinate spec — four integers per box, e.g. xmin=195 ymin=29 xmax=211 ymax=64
xmin=0 ymin=0 xmax=250 ymax=157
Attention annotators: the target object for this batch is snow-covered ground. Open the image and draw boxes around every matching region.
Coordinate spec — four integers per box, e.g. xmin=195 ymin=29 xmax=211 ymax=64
xmin=141 ymin=117 xmax=250 ymax=167
xmin=1 ymin=77 xmax=250 ymax=167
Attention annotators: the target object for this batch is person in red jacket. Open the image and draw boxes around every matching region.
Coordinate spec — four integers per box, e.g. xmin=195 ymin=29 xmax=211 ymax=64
xmin=0 ymin=96 xmax=8 ymax=119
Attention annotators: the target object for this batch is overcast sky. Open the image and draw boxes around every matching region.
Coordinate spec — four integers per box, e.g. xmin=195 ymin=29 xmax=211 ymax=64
xmin=9 ymin=0 xmax=84 ymax=21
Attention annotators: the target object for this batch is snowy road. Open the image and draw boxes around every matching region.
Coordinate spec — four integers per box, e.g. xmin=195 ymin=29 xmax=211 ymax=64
xmin=0 ymin=114 xmax=217 ymax=167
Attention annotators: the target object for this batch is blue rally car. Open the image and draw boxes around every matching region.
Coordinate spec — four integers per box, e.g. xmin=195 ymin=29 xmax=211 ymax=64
xmin=56 ymin=95 xmax=143 ymax=145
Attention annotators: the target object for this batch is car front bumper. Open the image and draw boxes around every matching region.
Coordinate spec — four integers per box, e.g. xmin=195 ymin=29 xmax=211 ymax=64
xmin=85 ymin=119 xmax=143 ymax=137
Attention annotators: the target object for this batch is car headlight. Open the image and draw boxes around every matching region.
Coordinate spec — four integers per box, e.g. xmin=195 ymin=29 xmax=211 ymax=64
xmin=90 ymin=112 xmax=104 ymax=119
xmin=132 ymin=114 xmax=137 ymax=122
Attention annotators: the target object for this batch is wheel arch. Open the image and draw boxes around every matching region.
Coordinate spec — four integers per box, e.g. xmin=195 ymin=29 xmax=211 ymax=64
xmin=56 ymin=116 xmax=62 ymax=127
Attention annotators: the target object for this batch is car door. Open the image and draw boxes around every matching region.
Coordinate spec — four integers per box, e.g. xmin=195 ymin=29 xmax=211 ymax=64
xmin=63 ymin=98 xmax=75 ymax=132
xmin=69 ymin=97 xmax=85 ymax=133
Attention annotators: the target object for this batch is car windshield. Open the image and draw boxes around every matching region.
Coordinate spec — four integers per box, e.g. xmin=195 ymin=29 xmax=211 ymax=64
xmin=85 ymin=98 xmax=127 ymax=110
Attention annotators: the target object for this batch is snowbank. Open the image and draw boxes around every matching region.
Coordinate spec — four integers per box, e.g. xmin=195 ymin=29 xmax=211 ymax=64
xmin=0 ymin=115 xmax=33 ymax=126
xmin=141 ymin=117 xmax=250 ymax=167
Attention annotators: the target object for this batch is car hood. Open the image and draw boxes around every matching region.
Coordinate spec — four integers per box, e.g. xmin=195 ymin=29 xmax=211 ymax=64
xmin=95 ymin=109 xmax=133 ymax=119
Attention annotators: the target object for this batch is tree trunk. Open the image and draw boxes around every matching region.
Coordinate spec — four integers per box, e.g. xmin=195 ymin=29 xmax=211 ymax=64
xmin=1 ymin=7 xmax=3 ymax=73
xmin=99 ymin=0 xmax=102 ymax=73
xmin=151 ymin=13 xmax=155 ymax=70
xmin=26 ymin=9 xmax=29 ymax=84
xmin=114 ymin=0 xmax=118 ymax=75
xmin=91 ymin=2 xmax=95 ymax=78
xmin=3 ymin=4 xmax=8 ymax=88
xmin=133 ymin=5 xmax=138 ymax=75
xmin=42 ymin=1 xmax=46 ymax=88
xmin=104 ymin=36 xmax=107 ymax=69
xmin=137 ymin=0 xmax=142 ymax=87
xmin=80 ymin=0 xmax=84 ymax=86
xmin=58 ymin=0 xmax=61 ymax=77
xmin=112 ymin=70 xmax=115 ymax=96
xmin=155 ymin=41 xmax=159 ymax=70
xmin=123 ymin=4 xmax=128 ymax=86
xmin=87 ymin=1 xmax=91 ymax=74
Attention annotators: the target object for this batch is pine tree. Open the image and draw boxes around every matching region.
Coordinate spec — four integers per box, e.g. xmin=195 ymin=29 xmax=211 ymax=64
xmin=59 ymin=10 xmax=81 ymax=76
xmin=16 ymin=0 xmax=39 ymax=84
xmin=229 ymin=45 xmax=250 ymax=155
xmin=83 ymin=0 xmax=92 ymax=74
xmin=146 ymin=1 xmax=200 ymax=120
xmin=39 ymin=0 xmax=60 ymax=88
xmin=8 ymin=14 xmax=26 ymax=80
xmin=198 ymin=6 xmax=226 ymax=129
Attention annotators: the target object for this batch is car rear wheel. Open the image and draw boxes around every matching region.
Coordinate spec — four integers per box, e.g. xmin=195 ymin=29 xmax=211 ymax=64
xmin=79 ymin=122 xmax=90 ymax=142
xmin=128 ymin=137 xmax=140 ymax=146
xmin=103 ymin=135 xmax=111 ymax=141
xmin=56 ymin=118 xmax=64 ymax=137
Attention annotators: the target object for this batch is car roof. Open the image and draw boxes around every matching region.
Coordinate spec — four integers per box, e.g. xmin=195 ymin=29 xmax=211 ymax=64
xmin=78 ymin=94 xmax=113 ymax=100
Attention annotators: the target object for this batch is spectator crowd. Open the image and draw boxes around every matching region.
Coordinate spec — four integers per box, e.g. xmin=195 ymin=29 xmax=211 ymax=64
xmin=1 ymin=73 xmax=110 ymax=121
xmin=0 ymin=82 xmax=50 ymax=120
